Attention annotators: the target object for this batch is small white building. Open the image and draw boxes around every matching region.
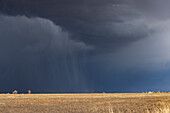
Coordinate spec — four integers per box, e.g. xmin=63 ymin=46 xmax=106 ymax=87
xmin=148 ymin=91 xmax=152 ymax=93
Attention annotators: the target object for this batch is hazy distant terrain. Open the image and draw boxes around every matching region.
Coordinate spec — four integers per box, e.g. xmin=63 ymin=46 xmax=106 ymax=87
xmin=0 ymin=93 xmax=170 ymax=113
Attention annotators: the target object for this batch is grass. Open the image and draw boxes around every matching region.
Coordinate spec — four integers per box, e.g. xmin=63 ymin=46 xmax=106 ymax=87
xmin=105 ymin=102 xmax=170 ymax=113
xmin=0 ymin=93 xmax=170 ymax=112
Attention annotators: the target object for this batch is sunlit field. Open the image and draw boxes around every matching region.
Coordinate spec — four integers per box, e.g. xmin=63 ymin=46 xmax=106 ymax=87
xmin=0 ymin=93 xmax=170 ymax=113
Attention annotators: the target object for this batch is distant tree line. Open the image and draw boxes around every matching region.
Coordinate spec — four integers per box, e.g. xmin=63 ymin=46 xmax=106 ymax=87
xmin=12 ymin=90 xmax=31 ymax=94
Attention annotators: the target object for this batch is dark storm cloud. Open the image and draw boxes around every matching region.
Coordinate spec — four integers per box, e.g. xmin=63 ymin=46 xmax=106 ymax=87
xmin=0 ymin=15 xmax=92 ymax=92
xmin=0 ymin=0 xmax=150 ymax=53
xmin=1 ymin=0 xmax=170 ymax=93
xmin=86 ymin=17 xmax=170 ymax=92
xmin=131 ymin=0 xmax=170 ymax=19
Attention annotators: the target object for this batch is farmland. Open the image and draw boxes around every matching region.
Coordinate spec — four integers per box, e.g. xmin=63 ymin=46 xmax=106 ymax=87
xmin=0 ymin=93 xmax=170 ymax=113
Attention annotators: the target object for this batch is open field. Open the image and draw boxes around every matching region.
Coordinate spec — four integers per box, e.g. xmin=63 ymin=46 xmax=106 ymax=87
xmin=0 ymin=93 xmax=170 ymax=113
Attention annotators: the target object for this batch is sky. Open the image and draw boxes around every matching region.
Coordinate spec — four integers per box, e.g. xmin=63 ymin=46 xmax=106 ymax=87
xmin=0 ymin=0 xmax=170 ymax=93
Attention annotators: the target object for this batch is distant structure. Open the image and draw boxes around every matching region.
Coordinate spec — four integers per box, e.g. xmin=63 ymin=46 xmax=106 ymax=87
xmin=28 ymin=90 xmax=31 ymax=94
xmin=13 ymin=90 xmax=18 ymax=94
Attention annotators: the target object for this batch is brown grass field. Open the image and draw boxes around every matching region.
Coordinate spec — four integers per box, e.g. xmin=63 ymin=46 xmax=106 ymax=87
xmin=0 ymin=93 xmax=170 ymax=113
